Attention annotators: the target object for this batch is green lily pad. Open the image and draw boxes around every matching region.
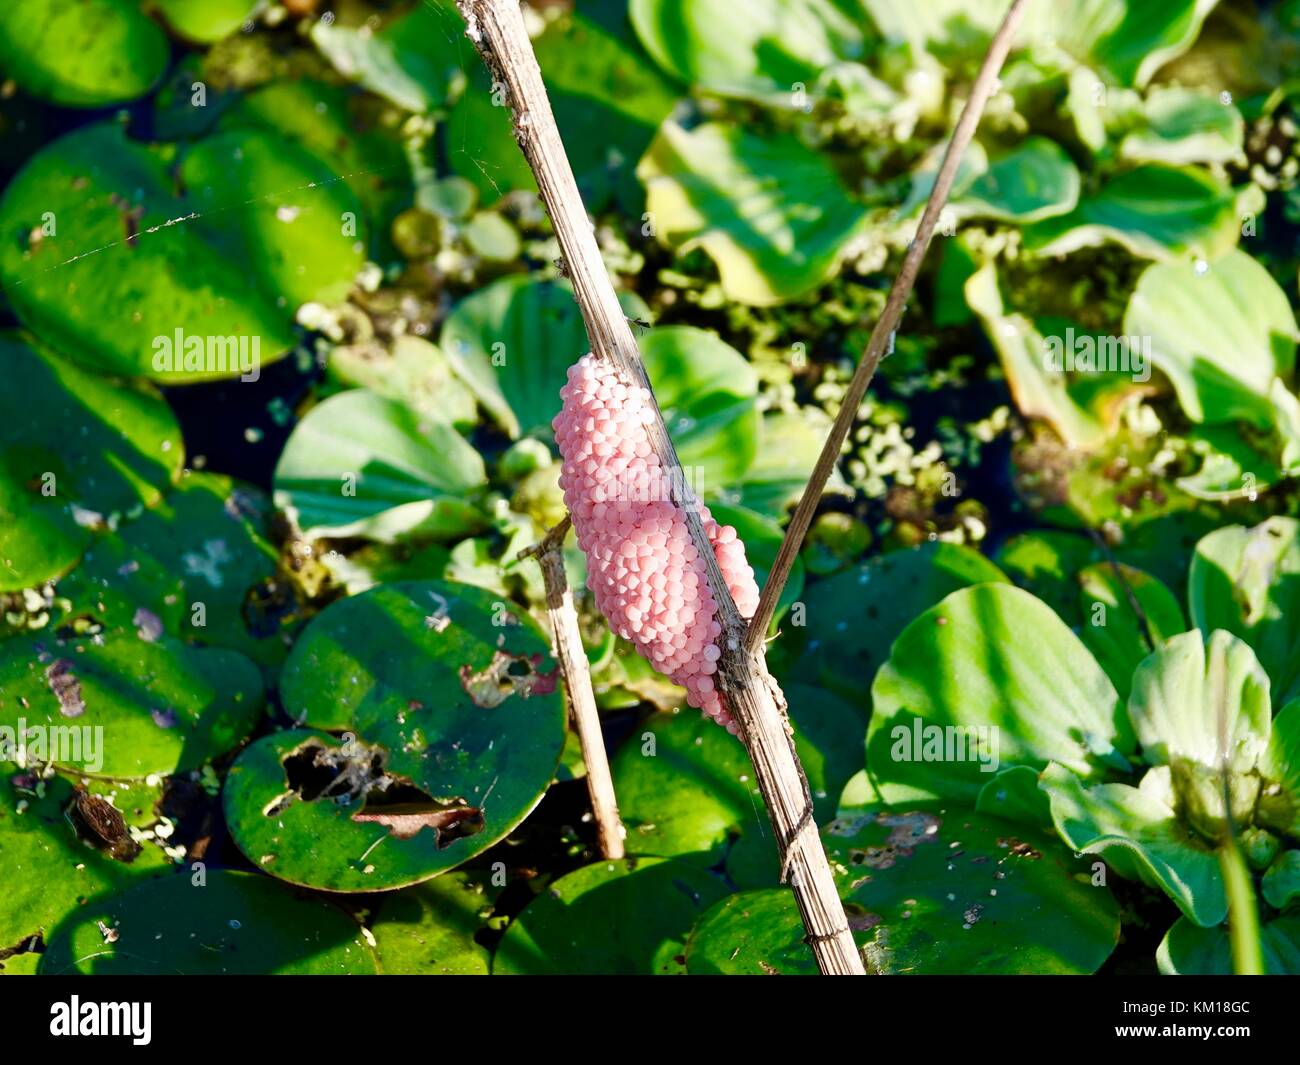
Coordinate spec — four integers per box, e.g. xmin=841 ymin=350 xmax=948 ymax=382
xmin=1042 ymin=762 xmax=1225 ymax=926
xmin=155 ymin=0 xmax=257 ymax=43
xmin=1024 ymin=164 xmax=1239 ymax=261
xmin=273 ymin=389 xmax=486 ymax=543
xmin=1077 ymin=561 xmax=1186 ymax=698
xmin=439 ymin=275 xmax=650 ymax=439
xmin=224 ymin=580 xmax=566 ymax=891
xmin=630 ymin=0 xmax=870 ymax=102
xmin=1124 ymin=250 xmax=1297 ymax=428
xmin=218 ymin=78 xmax=414 ymax=253
xmin=0 ymin=0 xmax=168 ymax=107
xmin=0 ymin=773 xmax=173 ymax=959
xmin=689 ymin=806 xmax=1120 ymax=974
xmin=612 ymin=684 xmax=864 ymax=875
xmin=371 ymin=871 xmax=492 ymax=975
xmin=867 ymin=583 xmax=1132 ymax=805
xmin=776 ymin=542 xmax=1008 ymax=707
xmin=0 ymin=336 xmax=183 ymax=591
xmin=638 ymin=120 xmax=872 ymax=305
xmin=58 ymin=472 xmax=286 ymax=667
xmin=1157 ymin=914 xmax=1300 ymax=974
xmin=493 ymin=857 xmax=729 ymax=974
xmin=0 ymin=123 xmax=364 ymax=382
xmin=965 ymin=262 xmax=1113 ymax=449
xmin=40 ymin=869 xmax=377 ymax=975
xmin=0 ymin=627 xmax=264 ymax=779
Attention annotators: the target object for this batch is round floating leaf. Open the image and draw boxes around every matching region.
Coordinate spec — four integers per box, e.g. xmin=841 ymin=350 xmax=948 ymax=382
xmin=0 ymin=336 xmax=183 ymax=591
xmin=640 ymin=326 xmax=759 ymax=488
xmin=638 ymin=120 xmax=872 ymax=306
xmin=1042 ymin=762 xmax=1225 ymax=926
xmin=225 ymin=581 xmax=566 ymax=891
xmin=1077 ymin=561 xmax=1186 ymax=698
xmin=0 ymin=0 xmax=168 ymax=107
xmin=867 ymin=583 xmax=1132 ymax=805
xmin=689 ymin=806 xmax=1120 ymax=975
xmin=686 ymin=890 xmax=819 ymax=975
xmin=66 ymin=472 xmax=287 ymax=667
xmin=154 ymin=0 xmax=257 ymax=43
xmin=1124 ymin=250 xmax=1297 ymax=427
xmin=775 ymin=542 xmax=1007 ymax=706
xmin=219 ymin=78 xmax=414 ymax=251
xmin=630 ymin=0 xmax=869 ymax=102
xmin=1190 ymin=518 xmax=1300 ymax=705
xmin=371 ymin=872 xmax=491 ymax=975
xmin=40 ymin=869 xmax=377 ymax=975
xmin=439 ymin=275 xmax=650 ymax=439
xmin=0 ymin=773 xmax=172 ymax=960
xmin=274 ymin=389 xmax=486 ymax=543
xmin=1157 ymin=914 xmax=1300 ymax=975
xmin=493 ymin=857 xmax=729 ymax=975
xmin=613 ymin=685 xmax=863 ymax=873
xmin=0 ymin=628 xmax=264 ymax=779
xmin=0 ymin=123 xmax=364 ymax=382
xmin=1024 ymin=164 xmax=1239 ymax=261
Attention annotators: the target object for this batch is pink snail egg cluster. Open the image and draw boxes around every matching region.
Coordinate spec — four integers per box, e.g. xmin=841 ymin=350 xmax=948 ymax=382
xmin=553 ymin=354 xmax=760 ymax=732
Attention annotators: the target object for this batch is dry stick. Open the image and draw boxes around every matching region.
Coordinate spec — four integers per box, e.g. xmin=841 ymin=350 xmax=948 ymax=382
xmin=518 ymin=517 xmax=626 ymax=860
xmin=456 ymin=0 xmax=864 ymax=974
xmin=745 ymin=0 xmax=1033 ymax=653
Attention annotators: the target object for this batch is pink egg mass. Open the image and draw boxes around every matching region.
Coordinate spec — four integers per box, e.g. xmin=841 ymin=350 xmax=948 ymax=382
xmin=553 ymin=353 xmax=761 ymax=732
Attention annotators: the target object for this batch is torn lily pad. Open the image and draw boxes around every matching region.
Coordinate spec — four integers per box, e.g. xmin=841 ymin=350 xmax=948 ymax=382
xmin=224 ymin=580 xmax=565 ymax=891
